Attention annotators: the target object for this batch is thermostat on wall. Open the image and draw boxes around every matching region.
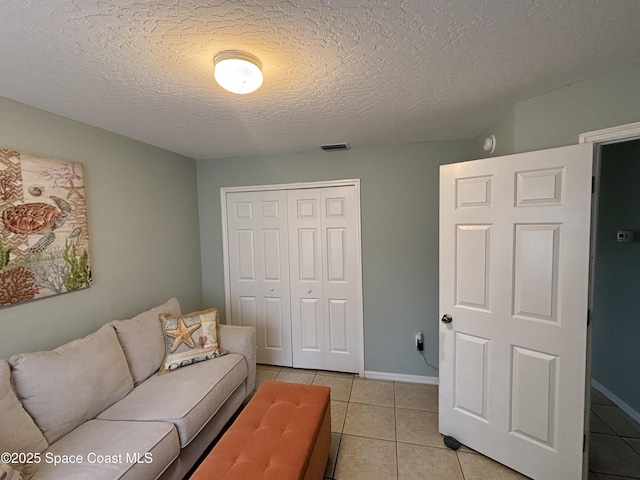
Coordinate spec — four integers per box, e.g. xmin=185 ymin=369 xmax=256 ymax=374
xmin=616 ymin=230 xmax=635 ymax=243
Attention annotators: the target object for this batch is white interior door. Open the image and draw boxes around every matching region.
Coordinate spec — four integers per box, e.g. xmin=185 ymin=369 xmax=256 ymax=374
xmin=226 ymin=190 xmax=292 ymax=366
xmin=288 ymin=186 xmax=362 ymax=373
xmin=439 ymin=144 xmax=594 ymax=479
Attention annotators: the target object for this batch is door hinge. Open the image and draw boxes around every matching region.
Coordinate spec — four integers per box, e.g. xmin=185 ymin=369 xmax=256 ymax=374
xmin=583 ymin=434 xmax=586 ymax=452
xmin=591 ymin=176 xmax=595 ymax=194
xmin=587 ymin=309 xmax=591 ymax=327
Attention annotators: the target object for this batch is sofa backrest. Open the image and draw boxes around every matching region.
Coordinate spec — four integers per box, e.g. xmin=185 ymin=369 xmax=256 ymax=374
xmin=9 ymin=324 xmax=134 ymax=444
xmin=110 ymin=297 xmax=181 ymax=385
xmin=0 ymin=359 xmax=48 ymax=454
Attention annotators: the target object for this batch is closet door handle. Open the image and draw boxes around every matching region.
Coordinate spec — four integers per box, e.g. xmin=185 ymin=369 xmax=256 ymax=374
xmin=307 ymin=289 xmax=312 ymax=294
xmin=270 ymin=288 xmax=275 ymax=292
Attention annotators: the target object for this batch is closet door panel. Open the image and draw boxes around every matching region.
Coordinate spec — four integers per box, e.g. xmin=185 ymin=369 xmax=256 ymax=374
xmin=264 ymin=297 xmax=285 ymax=349
xmin=322 ymin=186 xmax=360 ymax=373
xmin=237 ymin=296 xmax=257 ymax=328
xmin=236 ymin=230 xmax=257 ymax=281
xmin=300 ymin=298 xmax=322 ymax=351
xmin=326 ymin=228 xmax=347 ymax=281
xmin=263 ymin=229 xmax=283 ymax=281
xmin=328 ymin=298 xmax=348 ymax=353
xmin=288 ymin=189 xmax=325 ymax=369
xmin=226 ymin=190 xmax=292 ymax=366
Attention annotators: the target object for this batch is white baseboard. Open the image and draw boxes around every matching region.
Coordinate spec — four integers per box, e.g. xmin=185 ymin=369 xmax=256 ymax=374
xmin=591 ymin=378 xmax=640 ymax=425
xmin=364 ymin=370 xmax=439 ymax=385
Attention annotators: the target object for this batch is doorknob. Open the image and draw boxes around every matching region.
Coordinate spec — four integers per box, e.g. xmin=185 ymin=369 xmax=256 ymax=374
xmin=270 ymin=287 xmax=275 ymax=292
xmin=307 ymin=289 xmax=312 ymax=294
xmin=441 ymin=314 xmax=453 ymax=324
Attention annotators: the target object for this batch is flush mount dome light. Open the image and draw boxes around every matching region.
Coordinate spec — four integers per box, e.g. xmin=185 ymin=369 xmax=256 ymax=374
xmin=213 ymin=50 xmax=263 ymax=94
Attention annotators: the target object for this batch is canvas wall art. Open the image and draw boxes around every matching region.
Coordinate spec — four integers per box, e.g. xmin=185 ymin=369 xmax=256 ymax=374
xmin=0 ymin=148 xmax=91 ymax=307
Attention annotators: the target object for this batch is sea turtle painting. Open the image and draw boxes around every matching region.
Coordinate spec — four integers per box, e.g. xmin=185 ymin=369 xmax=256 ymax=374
xmin=1 ymin=196 xmax=71 ymax=253
xmin=0 ymin=150 xmax=91 ymax=307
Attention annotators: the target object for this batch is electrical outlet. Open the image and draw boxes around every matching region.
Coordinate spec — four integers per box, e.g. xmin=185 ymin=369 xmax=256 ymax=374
xmin=415 ymin=332 xmax=424 ymax=351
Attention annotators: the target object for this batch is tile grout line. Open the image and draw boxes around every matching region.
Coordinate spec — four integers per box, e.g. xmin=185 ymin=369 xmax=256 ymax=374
xmin=330 ymin=433 xmax=343 ymax=480
xmin=591 ymin=407 xmax=616 ymax=434
xmin=333 ymin=372 xmax=352 ymax=479
xmin=455 ymin=449 xmax=466 ymax=480
xmin=393 ymin=381 xmax=399 ymax=480
xmin=622 ymin=436 xmax=640 ymax=456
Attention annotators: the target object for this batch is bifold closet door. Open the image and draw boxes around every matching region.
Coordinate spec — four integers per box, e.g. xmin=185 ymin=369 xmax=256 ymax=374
xmin=226 ymin=190 xmax=292 ymax=366
xmin=288 ymin=186 xmax=360 ymax=373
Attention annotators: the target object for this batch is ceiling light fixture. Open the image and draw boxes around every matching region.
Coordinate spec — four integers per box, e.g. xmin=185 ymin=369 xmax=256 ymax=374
xmin=213 ymin=50 xmax=263 ymax=95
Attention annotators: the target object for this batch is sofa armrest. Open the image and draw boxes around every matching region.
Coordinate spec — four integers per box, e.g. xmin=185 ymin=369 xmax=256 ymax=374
xmin=219 ymin=325 xmax=256 ymax=394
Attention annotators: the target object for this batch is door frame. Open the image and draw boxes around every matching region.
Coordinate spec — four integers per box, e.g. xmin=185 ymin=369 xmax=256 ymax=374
xmin=579 ymin=121 xmax=640 ymax=477
xmin=220 ymin=178 xmax=365 ymax=377
xmin=579 ymin=121 xmax=640 ymax=335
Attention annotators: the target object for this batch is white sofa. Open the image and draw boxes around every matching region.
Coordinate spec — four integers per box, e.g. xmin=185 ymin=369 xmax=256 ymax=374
xmin=0 ymin=298 xmax=256 ymax=480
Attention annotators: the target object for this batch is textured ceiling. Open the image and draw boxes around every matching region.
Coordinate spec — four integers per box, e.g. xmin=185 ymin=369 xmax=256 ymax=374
xmin=0 ymin=1 xmax=639 ymax=160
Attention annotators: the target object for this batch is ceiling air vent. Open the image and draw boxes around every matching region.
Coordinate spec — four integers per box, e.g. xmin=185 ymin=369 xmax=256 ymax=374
xmin=319 ymin=143 xmax=350 ymax=152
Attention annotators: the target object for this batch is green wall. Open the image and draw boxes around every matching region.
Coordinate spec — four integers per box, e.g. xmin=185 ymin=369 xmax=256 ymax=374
xmin=0 ymin=96 xmax=203 ymax=359
xmin=514 ymin=62 xmax=640 ymax=153
xmin=197 ymin=140 xmax=476 ymax=377
xmin=592 ymin=140 xmax=640 ymax=414
xmin=475 ymin=61 xmax=640 ymax=156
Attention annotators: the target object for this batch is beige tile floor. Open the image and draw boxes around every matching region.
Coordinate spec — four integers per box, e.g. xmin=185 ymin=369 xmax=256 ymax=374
xmin=589 ymin=387 xmax=640 ymax=479
xmin=256 ymin=365 xmax=529 ymax=480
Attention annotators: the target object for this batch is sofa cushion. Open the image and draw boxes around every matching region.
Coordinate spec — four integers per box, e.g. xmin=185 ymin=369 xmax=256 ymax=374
xmin=0 ymin=360 xmax=48 ymax=455
xmin=9 ymin=324 xmax=134 ymax=444
xmin=32 ymin=419 xmax=179 ymax=480
xmin=111 ymin=297 xmax=181 ymax=385
xmin=0 ymin=462 xmax=36 ymax=480
xmin=158 ymin=308 xmax=227 ymax=374
xmin=98 ymin=353 xmax=247 ymax=447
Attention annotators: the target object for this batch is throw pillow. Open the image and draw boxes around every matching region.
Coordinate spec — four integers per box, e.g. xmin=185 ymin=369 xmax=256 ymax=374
xmin=159 ymin=308 xmax=227 ymax=373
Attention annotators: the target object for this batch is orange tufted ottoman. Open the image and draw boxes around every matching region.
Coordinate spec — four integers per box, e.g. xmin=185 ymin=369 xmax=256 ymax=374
xmin=190 ymin=380 xmax=331 ymax=480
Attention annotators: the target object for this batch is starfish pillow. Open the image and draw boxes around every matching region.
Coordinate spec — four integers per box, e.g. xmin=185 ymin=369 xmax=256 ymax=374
xmin=158 ymin=308 xmax=227 ymax=374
